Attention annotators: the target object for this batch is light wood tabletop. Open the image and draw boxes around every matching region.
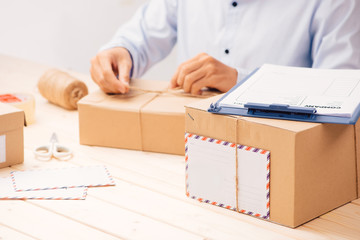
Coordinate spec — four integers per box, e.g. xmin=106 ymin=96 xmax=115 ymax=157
xmin=0 ymin=54 xmax=359 ymax=240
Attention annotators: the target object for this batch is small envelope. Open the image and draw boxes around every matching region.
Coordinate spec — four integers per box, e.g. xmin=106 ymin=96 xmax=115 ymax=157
xmin=11 ymin=165 xmax=115 ymax=191
xmin=0 ymin=177 xmax=87 ymax=200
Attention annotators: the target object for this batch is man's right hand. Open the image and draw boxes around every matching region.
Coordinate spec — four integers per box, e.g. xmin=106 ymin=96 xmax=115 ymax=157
xmin=90 ymin=47 xmax=132 ymax=94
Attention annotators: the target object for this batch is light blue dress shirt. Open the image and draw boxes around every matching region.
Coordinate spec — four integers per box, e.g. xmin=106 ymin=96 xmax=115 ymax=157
xmin=101 ymin=0 xmax=360 ymax=82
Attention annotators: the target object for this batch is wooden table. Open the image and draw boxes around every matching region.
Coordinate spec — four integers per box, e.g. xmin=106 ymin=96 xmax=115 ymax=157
xmin=0 ymin=54 xmax=359 ymax=240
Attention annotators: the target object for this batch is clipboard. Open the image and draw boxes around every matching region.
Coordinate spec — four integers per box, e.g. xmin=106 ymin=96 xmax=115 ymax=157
xmin=208 ymin=67 xmax=360 ymax=125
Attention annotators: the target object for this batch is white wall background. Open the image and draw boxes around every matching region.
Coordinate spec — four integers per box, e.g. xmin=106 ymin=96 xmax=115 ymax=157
xmin=0 ymin=0 xmax=177 ymax=81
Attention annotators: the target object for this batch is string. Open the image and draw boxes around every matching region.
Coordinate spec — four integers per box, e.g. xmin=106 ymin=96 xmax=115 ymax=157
xmin=128 ymin=86 xmax=220 ymax=98
xmin=235 ymin=120 xmax=239 ymax=212
xmin=38 ymin=69 xmax=88 ymax=110
xmin=138 ymin=94 xmax=160 ymax=151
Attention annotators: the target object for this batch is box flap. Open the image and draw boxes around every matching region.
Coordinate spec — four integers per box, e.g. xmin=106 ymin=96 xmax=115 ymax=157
xmin=0 ymin=103 xmax=24 ymax=133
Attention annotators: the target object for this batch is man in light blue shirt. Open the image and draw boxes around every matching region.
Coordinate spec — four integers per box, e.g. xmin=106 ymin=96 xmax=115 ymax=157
xmin=90 ymin=0 xmax=360 ymax=94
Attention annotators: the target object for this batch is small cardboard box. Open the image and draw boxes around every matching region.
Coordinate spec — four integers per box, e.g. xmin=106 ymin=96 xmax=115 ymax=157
xmin=185 ymin=95 xmax=358 ymax=228
xmin=78 ymin=79 xmax=213 ymax=155
xmin=0 ymin=103 xmax=24 ymax=168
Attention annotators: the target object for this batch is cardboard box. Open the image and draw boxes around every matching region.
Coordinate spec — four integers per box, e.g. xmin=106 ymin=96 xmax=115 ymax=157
xmin=78 ymin=79 xmax=215 ymax=155
xmin=185 ymin=94 xmax=358 ymax=228
xmin=0 ymin=103 xmax=24 ymax=168
xmin=355 ymin=123 xmax=360 ymax=197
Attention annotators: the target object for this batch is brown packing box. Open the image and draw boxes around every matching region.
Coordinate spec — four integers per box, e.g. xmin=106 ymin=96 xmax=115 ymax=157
xmin=78 ymin=79 xmax=213 ymax=155
xmin=185 ymin=94 xmax=358 ymax=228
xmin=0 ymin=103 xmax=24 ymax=168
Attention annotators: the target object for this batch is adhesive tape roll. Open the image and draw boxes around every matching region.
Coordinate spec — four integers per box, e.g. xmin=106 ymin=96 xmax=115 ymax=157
xmin=38 ymin=69 xmax=88 ymax=110
xmin=0 ymin=93 xmax=35 ymax=125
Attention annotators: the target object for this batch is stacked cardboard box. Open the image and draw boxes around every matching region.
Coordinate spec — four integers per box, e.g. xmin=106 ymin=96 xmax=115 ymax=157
xmin=0 ymin=103 xmax=24 ymax=168
xmin=185 ymin=95 xmax=358 ymax=228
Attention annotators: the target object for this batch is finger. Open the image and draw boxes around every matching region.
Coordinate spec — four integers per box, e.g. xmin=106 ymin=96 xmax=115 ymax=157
xmin=90 ymin=57 xmax=113 ymax=93
xmin=90 ymin=57 xmax=102 ymax=84
xmin=98 ymin=56 xmax=124 ymax=94
xmin=117 ymin=60 xmax=131 ymax=93
xmin=177 ymin=59 xmax=203 ymax=87
xmin=182 ymin=68 xmax=206 ymax=93
xmin=190 ymin=77 xmax=210 ymax=95
xmin=170 ymin=66 xmax=180 ymax=89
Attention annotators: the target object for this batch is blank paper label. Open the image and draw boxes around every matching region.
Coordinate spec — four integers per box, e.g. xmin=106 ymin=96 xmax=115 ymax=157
xmin=0 ymin=135 xmax=5 ymax=163
xmin=186 ymin=134 xmax=237 ymax=209
xmin=237 ymin=145 xmax=270 ymax=218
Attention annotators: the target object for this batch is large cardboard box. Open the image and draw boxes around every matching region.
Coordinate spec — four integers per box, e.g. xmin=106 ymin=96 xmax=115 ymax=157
xmin=185 ymin=95 xmax=358 ymax=228
xmin=0 ymin=103 xmax=24 ymax=168
xmin=78 ymin=79 xmax=215 ymax=155
xmin=355 ymin=123 xmax=360 ymax=197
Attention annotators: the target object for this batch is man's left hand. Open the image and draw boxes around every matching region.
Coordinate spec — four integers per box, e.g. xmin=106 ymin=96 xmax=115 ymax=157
xmin=170 ymin=53 xmax=237 ymax=94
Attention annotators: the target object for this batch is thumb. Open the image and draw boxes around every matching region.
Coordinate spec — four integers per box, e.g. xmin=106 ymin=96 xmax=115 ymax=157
xmin=117 ymin=60 xmax=131 ymax=92
xmin=170 ymin=68 xmax=180 ymax=89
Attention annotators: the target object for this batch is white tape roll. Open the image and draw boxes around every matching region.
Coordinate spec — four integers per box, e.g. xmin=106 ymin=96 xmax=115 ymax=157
xmin=0 ymin=93 xmax=35 ymax=125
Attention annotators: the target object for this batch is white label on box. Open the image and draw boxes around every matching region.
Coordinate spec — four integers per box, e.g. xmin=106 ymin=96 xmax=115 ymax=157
xmin=186 ymin=134 xmax=237 ymax=210
xmin=0 ymin=135 xmax=5 ymax=163
xmin=237 ymin=145 xmax=270 ymax=219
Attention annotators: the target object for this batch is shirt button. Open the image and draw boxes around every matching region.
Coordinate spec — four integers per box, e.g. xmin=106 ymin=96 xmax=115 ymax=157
xmin=232 ymin=1 xmax=238 ymax=7
xmin=225 ymin=49 xmax=230 ymax=54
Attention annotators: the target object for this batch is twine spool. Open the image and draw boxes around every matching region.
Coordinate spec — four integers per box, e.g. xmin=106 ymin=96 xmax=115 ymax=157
xmin=38 ymin=69 xmax=88 ymax=110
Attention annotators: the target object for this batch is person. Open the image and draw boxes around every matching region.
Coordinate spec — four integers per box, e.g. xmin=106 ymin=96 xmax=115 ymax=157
xmin=90 ymin=0 xmax=360 ymax=95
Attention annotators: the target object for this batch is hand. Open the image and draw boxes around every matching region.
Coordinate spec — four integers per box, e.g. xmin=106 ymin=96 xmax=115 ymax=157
xmin=170 ymin=53 xmax=237 ymax=94
xmin=90 ymin=47 xmax=132 ymax=94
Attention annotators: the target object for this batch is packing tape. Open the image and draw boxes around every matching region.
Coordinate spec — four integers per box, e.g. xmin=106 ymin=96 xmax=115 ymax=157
xmin=0 ymin=93 xmax=35 ymax=125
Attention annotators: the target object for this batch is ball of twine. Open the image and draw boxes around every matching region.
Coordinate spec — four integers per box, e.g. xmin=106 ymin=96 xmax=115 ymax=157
xmin=38 ymin=69 xmax=88 ymax=110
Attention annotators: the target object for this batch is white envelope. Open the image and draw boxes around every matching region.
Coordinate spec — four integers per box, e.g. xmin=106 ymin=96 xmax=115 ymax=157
xmin=11 ymin=165 xmax=115 ymax=191
xmin=0 ymin=177 xmax=87 ymax=200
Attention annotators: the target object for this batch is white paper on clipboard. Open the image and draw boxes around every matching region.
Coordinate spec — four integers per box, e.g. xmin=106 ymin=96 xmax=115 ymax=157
xmin=220 ymin=64 xmax=360 ymax=117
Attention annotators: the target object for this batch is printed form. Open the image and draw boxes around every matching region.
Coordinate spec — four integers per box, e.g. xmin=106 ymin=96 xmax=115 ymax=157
xmin=220 ymin=64 xmax=360 ymax=117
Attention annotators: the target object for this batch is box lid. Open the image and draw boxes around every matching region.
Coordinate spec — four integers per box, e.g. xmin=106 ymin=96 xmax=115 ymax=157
xmin=186 ymin=95 xmax=321 ymax=133
xmin=0 ymin=103 xmax=24 ymax=133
